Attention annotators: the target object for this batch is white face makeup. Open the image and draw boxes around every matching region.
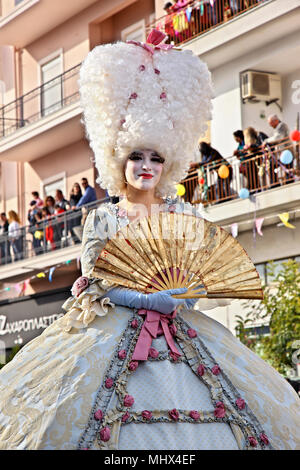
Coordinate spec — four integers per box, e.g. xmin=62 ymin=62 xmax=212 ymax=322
xmin=124 ymin=149 xmax=165 ymax=192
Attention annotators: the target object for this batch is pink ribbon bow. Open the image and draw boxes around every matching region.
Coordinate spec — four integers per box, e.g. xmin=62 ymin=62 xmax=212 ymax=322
xmin=127 ymin=28 xmax=174 ymax=55
xmin=132 ymin=309 xmax=181 ymax=361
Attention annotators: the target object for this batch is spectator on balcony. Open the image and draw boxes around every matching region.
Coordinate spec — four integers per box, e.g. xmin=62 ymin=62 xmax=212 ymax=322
xmin=0 ymin=213 xmax=11 ymax=264
xmin=55 ymin=189 xmax=69 ymax=211
xmin=28 ymin=201 xmax=43 ymax=256
xmin=263 ymin=114 xmax=294 ymax=182
xmin=31 ymin=191 xmax=44 ymax=210
xmin=44 ymin=195 xmax=56 ymax=215
xmin=163 ymin=2 xmax=176 ymax=43
xmin=68 ymin=183 xmax=83 ymax=244
xmin=8 ymin=210 xmax=23 ymax=261
xmin=239 ymin=127 xmax=268 ymax=192
xmin=41 ymin=206 xmax=60 ymax=251
xmin=233 ymin=130 xmax=245 ymax=157
xmin=54 ymin=204 xmax=66 ymax=241
xmin=76 ymin=178 xmax=97 ymax=208
xmin=189 ymin=142 xmax=233 ymax=203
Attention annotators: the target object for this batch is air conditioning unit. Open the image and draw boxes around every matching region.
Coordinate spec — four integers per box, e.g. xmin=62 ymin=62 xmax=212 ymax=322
xmin=241 ymin=71 xmax=282 ymax=102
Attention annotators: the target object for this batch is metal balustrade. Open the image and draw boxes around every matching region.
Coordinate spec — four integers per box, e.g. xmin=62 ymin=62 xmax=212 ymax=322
xmin=180 ymin=139 xmax=300 ymax=205
xmin=0 ymin=63 xmax=81 ymax=139
xmin=0 ymin=197 xmax=109 ymax=266
xmin=147 ymin=0 xmax=270 ymax=46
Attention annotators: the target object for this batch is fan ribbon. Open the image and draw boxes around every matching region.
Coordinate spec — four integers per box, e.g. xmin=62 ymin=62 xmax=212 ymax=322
xmin=127 ymin=29 xmax=174 ymax=55
xmin=131 ymin=309 xmax=181 ymax=361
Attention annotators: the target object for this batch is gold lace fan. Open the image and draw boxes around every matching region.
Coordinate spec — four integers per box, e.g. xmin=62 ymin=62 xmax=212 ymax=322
xmin=92 ymin=212 xmax=263 ymax=300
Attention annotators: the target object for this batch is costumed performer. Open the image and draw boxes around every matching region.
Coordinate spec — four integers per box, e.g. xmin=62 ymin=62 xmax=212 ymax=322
xmin=0 ymin=30 xmax=299 ymax=451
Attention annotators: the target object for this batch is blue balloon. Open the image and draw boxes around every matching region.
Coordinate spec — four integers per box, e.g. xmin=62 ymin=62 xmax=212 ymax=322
xmin=280 ymin=150 xmax=293 ymax=165
xmin=239 ymin=187 xmax=249 ymax=199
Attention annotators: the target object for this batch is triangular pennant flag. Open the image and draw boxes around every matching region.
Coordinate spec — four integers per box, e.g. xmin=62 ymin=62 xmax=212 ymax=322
xmin=48 ymin=267 xmax=56 ymax=283
xmin=231 ymin=223 xmax=238 ymax=238
xmin=278 ymin=213 xmax=295 ymax=229
xmin=36 ymin=272 xmax=46 ymax=278
xmin=14 ymin=283 xmax=23 ymax=294
xmin=186 ymin=6 xmax=193 ymax=22
xmin=255 ymin=217 xmax=264 ymax=236
xmin=65 ymin=260 xmax=72 ymax=265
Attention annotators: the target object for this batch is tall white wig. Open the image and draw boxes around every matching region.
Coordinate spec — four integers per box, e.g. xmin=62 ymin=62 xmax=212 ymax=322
xmin=79 ymin=32 xmax=213 ymax=197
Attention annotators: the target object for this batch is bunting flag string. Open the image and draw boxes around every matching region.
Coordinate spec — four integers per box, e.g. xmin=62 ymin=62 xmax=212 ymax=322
xmin=0 ymin=258 xmax=80 ymax=295
xmin=278 ymin=213 xmax=296 ymax=229
xmin=255 ymin=218 xmax=264 ymax=236
xmin=231 ymin=223 xmax=238 ymax=238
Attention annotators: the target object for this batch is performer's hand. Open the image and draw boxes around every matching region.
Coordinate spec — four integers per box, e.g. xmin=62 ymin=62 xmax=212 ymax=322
xmin=107 ymin=287 xmax=187 ymax=314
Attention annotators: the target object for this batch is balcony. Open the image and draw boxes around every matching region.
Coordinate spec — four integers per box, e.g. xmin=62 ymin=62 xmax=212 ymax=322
xmin=148 ymin=0 xmax=300 ymax=70
xmin=0 ymin=63 xmax=83 ymax=162
xmin=0 ymin=198 xmax=108 ymax=281
xmin=0 ymin=0 xmax=100 ymax=48
xmin=180 ymin=139 xmax=300 ymax=227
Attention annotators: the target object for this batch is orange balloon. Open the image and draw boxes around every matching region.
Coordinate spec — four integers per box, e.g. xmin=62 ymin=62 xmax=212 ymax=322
xmin=218 ymin=164 xmax=229 ymax=179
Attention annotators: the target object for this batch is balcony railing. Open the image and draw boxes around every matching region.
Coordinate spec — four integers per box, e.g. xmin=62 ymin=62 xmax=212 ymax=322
xmin=180 ymin=139 xmax=300 ymax=205
xmin=0 ymin=63 xmax=81 ymax=139
xmin=0 ymin=197 xmax=109 ymax=267
xmin=147 ymin=0 xmax=269 ymax=46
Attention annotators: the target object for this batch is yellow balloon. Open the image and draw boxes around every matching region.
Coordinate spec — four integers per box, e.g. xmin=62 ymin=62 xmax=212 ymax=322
xmin=218 ymin=164 xmax=229 ymax=179
xmin=176 ymin=184 xmax=186 ymax=196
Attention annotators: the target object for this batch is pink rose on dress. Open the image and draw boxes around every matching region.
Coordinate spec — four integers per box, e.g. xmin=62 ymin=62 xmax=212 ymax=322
xmin=187 ymin=328 xmax=197 ymax=338
xmin=189 ymin=410 xmax=200 ymax=420
xmin=99 ymin=426 xmax=110 ymax=442
xmin=122 ymin=411 xmax=130 ymax=423
xmin=169 ymin=408 xmax=180 ymax=421
xmin=105 ymin=378 xmax=114 ymax=389
xmin=211 ymin=365 xmax=221 ymax=375
xmin=169 ymin=351 xmax=179 ymax=361
xmin=148 ymin=347 xmax=159 ymax=359
xmin=71 ymin=276 xmax=89 ymax=297
xmin=129 ymin=361 xmax=139 ymax=371
xmin=94 ymin=409 xmax=103 ymax=421
xmin=142 ymin=410 xmax=152 ymax=420
xmin=124 ymin=395 xmax=135 ymax=407
xmin=169 ymin=324 xmax=177 ymax=336
xmin=260 ymin=433 xmax=269 ymax=445
xmin=118 ymin=349 xmax=127 ymax=360
xmin=235 ymin=398 xmax=246 ymax=410
xmin=214 ymin=402 xmax=226 ymax=418
xmin=248 ymin=436 xmax=258 ymax=447
xmin=197 ymin=364 xmax=205 ymax=376
xmin=131 ymin=319 xmax=139 ymax=329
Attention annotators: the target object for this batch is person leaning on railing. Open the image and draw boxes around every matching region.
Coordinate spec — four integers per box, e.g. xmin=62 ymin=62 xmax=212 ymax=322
xmin=189 ymin=141 xmax=233 ymax=203
xmin=8 ymin=210 xmax=23 ymax=261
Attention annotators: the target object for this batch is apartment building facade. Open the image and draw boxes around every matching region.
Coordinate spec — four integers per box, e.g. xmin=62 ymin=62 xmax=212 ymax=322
xmin=0 ymin=0 xmax=299 ymax=358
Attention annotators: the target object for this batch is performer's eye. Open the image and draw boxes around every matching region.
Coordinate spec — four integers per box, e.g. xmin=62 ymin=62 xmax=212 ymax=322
xmin=128 ymin=151 xmax=143 ymax=160
xmin=151 ymin=152 xmax=165 ymax=164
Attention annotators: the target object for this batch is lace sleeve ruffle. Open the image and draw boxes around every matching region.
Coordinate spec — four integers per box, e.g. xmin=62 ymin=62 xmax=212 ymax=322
xmin=60 ymin=281 xmax=114 ymax=332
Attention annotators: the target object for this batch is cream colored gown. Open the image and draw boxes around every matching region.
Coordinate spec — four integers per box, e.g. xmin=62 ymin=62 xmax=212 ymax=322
xmin=0 ymin=201 xmax=299 ymax=450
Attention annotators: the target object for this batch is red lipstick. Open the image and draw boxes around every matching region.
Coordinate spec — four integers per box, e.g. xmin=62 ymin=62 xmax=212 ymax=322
xmin=139 ymin=173 xmax=153 ymax=179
